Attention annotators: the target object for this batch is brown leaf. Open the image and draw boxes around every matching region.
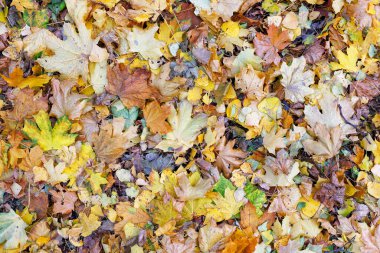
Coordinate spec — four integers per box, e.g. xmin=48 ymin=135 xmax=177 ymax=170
xmin=3 ymin=88 xmax=48 ymax=123
xmin=304 ymin=40 xmax=325 ymax=64
xmin=22 ymin=191 xmax=48 ymax=219
xmin=329 ymin=27 xmax=346 ymax=51
xmin=215 ymin=136 xmax=246 ymax=178
xmin=50 ymin=78 xmax=91 ymax=120
xmin=240 ymin=202 xmax=275 ymax=232
xmin=314 ymin=182 xmax=345 ymax=210
xmin=115 ymin=202 xmax=150 ymax=234
xmin=253 ymin=25 xmax=290 ymax=65
xmin=350 ymin=78 xmax=380 ymax=99
xmin=143 ymin=100 xmax=172 ymax=134
xmin=92 ymin=118 xmax=138 ymax=163
xmin=174 ymin=3 xmax=202 ymax=30
xmin=106 ymin=64 xmax=160 ymax=108
xmin=50 ymin=189 xmax=78 ymax=215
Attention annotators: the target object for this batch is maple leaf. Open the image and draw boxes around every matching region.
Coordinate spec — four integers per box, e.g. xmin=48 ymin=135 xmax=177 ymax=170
xmin=302 ymin=123 xmax=343 ymax=161
xmin=50 ymin=79 xmax=91 ymax=120
xmin=206 ymin=188 xmax=244 ymax=222
xmin=88 ymin=171 xmax=108 ymax=194
xmin=92 ymin=118 xmax=138 ymax=163
xmin=0 ymin=209 xmax=28 ymax=249
xmin=150 ymin=63 xmax=185 ymax=98
xmin=50 ymin=189 xmax=78 ymax=215
xmin=198 ymin=220 xmax=236 ymax=252
xmin=143 ymin=100 xmax=172 ymax=134
xmin=152 ymin=199 xmax=179 ymax=226
xmin=115 ymin=202 xmax=150 ymax=233
xmin=215 ymin=136 xmax=246 ymax=178
xmin=0 ymin=67 xmax=51 ymax=89
xmin=240 ymin=202 xmax=275 ymax=232
xmin=330 ymin=45 xmax=359 ymax=72
xmin=263 ymin=127 xmax=287 ymax=154
xmin=23 ymin=110 xmax=77 ymax=151
xmin=161 ymin=235 xmax=196 ymax=253
xmin=262 ymin=149 xmax=300 ymax=187
xmin=174 ymin=172 xmax=212 ymax=201
xmin=253 ymin=25 xmax=290 ymax=65
xmin=127 ymin=0 xmax=167 ymax=22
xmin=106 ymin=63 xmax=160 ymax=108
xmin=1 ymin=88 xmax=48 ymax=126
xmin=280 ymin=56 xmax=314 ymax=103
xmin=43 ymin=159 xmax=68 ymax=185
xmin=222 ymin=229 xmax=258 ymax=253
xmin=304 ymin=92 xmax=356 ymax=135
xmin=127 ymin=25 xmax=165 ymax=60
xmin=23 ymin=0 xmax=109 ymax=93
xmin=79 ymin=213 xmax=101 ymax=237
xmin=361 ymin=225 xmax=380 ymax=253
xmin=235 ymin=64 xmax=267 ymax=100
xmin=156 ymin=100 xmax=207 ymax=152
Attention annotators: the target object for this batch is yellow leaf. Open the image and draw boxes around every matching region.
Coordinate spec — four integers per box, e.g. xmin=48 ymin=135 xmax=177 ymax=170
xmin=258 ymin=97 xmax=282 ymax=132
xmin=368 ymin=182 xmax=380 ymax=198
xmin=330 ymin=46 xmax=359 ymax=72
xmin=221 ymin=21 xmax=240 ymax=37
xmin=195 ymin=71 xmax=215 ymax=91
xmin=23 ymin=111 xmax=77 ymax=151
xmin=300 ymin=196 xmax=320 ymax=218
xmin=79 ymin=213 xmax=101 ymax=237
xmin=188 ymin=86 xmax=202 ymax=102
xmin=0 ymin=67 xmax=51 ymax=89
xmin=87 ymin=171 xmax=108 ymax=194
xmin=205 ymin=188 xmax=244 ymax=223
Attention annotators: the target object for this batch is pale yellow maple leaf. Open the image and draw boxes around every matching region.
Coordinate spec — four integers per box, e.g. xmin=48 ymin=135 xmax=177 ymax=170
xmin=43 ymin=159 xmax=69 ymax=185
xmin=156 ymin=100 xmax=207 ymax=152
xmin=174 ymin=172 xmax=212 ymax=201
xmin=0 ymin=209 xmax=28 ymax=249
xmin=302 ymin=123 xmax=343 ymax=161
xmin=263 ymin=127 xmax=287 ymax=154
xmin=127 ymin=0 xmax=167 ymax=22
xmin=127 ymin=25 xmax=165 ymax=60
xmin=235 ymin=64 xmax=267 ymax=100
xmin=23 ymin=0 xmax=109 ymax=94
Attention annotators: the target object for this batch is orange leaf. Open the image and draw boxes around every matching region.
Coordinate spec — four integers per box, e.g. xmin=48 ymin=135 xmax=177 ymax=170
xmin=143 ymin=100 xmax=172 ymax=134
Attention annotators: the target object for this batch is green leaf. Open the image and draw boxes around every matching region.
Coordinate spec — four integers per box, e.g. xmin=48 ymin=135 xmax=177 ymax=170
xmin=23 ymin=9 xmax=49 ymax=28
xmin=111 ymin=100 xmax=139 ymax=128
xmin=244 ymin=182 xmax=267 ymax=215
xmin=213 ymin=175 xmax=235 ymax=197
xmin=23 ymin=110 xmax=77 ymax=151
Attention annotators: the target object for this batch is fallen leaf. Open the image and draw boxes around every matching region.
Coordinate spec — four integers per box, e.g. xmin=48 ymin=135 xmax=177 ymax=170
xmin=106 ymin=64 xmax=160 ymax=108
xmin=143 ymin=100 xmax=172 ymax=134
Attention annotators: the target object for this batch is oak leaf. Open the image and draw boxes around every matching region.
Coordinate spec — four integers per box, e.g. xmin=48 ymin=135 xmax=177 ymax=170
xmin=106 ymin=64 xmax=160 ymax=108
xmin=143 ymin=100 xmax=172 ymax=134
